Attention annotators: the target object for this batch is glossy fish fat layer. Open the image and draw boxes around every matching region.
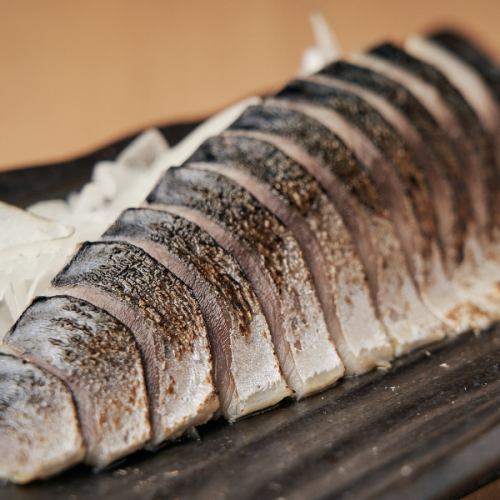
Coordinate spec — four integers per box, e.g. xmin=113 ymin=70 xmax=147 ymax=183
xmin=1 ymin=26 xmax=500 ymax=485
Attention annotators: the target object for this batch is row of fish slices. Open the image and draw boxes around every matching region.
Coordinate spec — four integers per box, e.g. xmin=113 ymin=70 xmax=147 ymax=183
xmin=227 ymin=100 xmax=448 ymax=355
xmin=310 ymin=55 xmax=500 ymax=326
xmin=1 ymin=28 xmax=498 ymax=484
xmin=142 ymin=28 xmax=500 ymax=446
xmin=144 ymin=29 xmax=500 ymax=460
xmin=358 ymin=36 xmax=500 ymax=309
xmin=1 ymin=211 xmax=295 ymax=483
xmin=163 ymin=29 xmax=500 ymax=380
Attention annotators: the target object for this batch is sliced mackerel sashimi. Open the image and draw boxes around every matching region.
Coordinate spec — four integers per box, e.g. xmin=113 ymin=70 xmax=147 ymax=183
xmin=275 ymin=79 xmax=440 ymax=267
xmin=426 ymin=29 xmax=500 ymax=102
xmin=0 ymin=353 xmax=85 ymax=484
xmin=313 ymin=62 xmax=466 ymax=270
xmin=3 ymin=296 xmax=151 ymax=467
xmin=272 ymin=81 xmax=465 ymax=332
xmin=409 ymin=32 xmax=500 ymax=231
xmin=52 ymin=241 xmax=218 ymax=446
xmin=103 ymin=208 xmax=291 ymax=420
xmin=420 ymin=30 xmax=500 ymax=197
xmin=359 ymin=43 xmax=500 ymax=246
xmin=406 ymin=34 xmax=500 ymax=140
xmin=230 ymin=102 xmax=447 ymax=353
xmin=354 ymin=43 xmax=500 ymax=303
xmin=147 ymin=167 xmax=345 ymax=395
xmin=188 ymin=133 xmax=393 ymax=372
xmin=310 ymin=62 xmax=500 ymax=325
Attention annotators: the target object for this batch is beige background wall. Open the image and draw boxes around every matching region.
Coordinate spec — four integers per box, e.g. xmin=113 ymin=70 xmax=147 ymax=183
xmin=1 ymin=0 xmax=499 ymax=170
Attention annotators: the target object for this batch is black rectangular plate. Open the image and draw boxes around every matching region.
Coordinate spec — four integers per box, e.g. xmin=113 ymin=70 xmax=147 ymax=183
xmin=1 ymin=123 xmax=499 ymax=500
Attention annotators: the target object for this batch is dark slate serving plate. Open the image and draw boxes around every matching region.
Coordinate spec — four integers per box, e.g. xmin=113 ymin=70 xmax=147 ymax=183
xmin=1 ymin=122 xmax=499 ymax=500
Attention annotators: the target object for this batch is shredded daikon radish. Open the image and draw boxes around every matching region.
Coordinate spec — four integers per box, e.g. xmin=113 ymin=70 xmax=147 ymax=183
xmin=300 ymin=12 xmax=340 ymax=76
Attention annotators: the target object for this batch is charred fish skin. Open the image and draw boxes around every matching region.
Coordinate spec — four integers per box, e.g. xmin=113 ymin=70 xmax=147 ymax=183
xmin=350 ymin=47 xmax=500 ymax=315
xmin=402 ymin=34 xmax=500 ymax=297
xmin=427 ymin=30 xmax=500 ymax=102
xmin=275 ymin=78 xmax=439 ymax=273
xmin=367 ymin=43 xmax=500 ymax=236
xmin=317 ymin=60 xmax=469 ymax=269
xmin=0 ymin=353 xmax=85 ymax=484
xmin=103 ymin=208 xmax=291 ymax=420
xmin=229 ymin=105 xmax=382 ymax=300
xmin=3 ymin=295 xmax=151 ymax=468
xmin=52 ymin=241 xmax=218 ymax=446
xmin=188 ymin=133 xmax=393 ymax=372
xmin=412 ymin=31 xmax=500 ymax=206
xmin=406 ymin=33 xmax=499 ymax=139
xmin=311 ymin=63 xmax=499 ymax=333
xmin=230 ymin=104 xmax=385 ymax=218
xmin=273 ymin=81 xmax=464 ymax=330
xmin=148 ymin=167 xmax=345 ymax=396
xmin=229 ymin=103 xmax=447 ymax=353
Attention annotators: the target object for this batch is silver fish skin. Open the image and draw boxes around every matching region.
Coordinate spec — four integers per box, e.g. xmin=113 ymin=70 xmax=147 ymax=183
xmin=405 ymin=33 xmax=500 ymax=253
xmin=0 ymin=353 xmax=85 ymax=484
xmin=426 ymin=30 xmax=500 ymax=103
xmin=353 ymin=45 xmax=500 ymax=314
xmin=247 ymin=100 xmax=448 ymax=353
xmin=308 ymin=65 xmax=500 ymax=327
xmin=272 ymin=78 xmax=483 ymax=334
xmin=3 ymin=295 xmax=151 ymax=468
xmin=359 ymin=44 xmax=500 ymax=244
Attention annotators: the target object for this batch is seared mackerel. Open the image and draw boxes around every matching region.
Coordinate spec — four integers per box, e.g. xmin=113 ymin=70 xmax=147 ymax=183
xmin=0 ymin=353 xmax=85 ymax=483
xmin=1 ymin=27 xmax=499 ymax=486
xmin=354 ymin=43 xmax=500 ymax=304
xmin=358 ymin=44 xmax=500 ymax=244
xmin=103 ymin=208 xmax=290 ymax=419
xmin=310 ymin=62 xmax=500 ymax=324
xmin=230 ymin=102 xmax=447 ymax=353
xmin=52 ymin=241 xmax=218 ymax=446
xmin=3 ymin=296 xmax=151 ymax=467
xmin=188 ymin=133 xmax=392 ymax=372
xmin=147 ymin=167 xmax=345 ymax=395
xmin=427 ymin=30 xmax=500 ymax=102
